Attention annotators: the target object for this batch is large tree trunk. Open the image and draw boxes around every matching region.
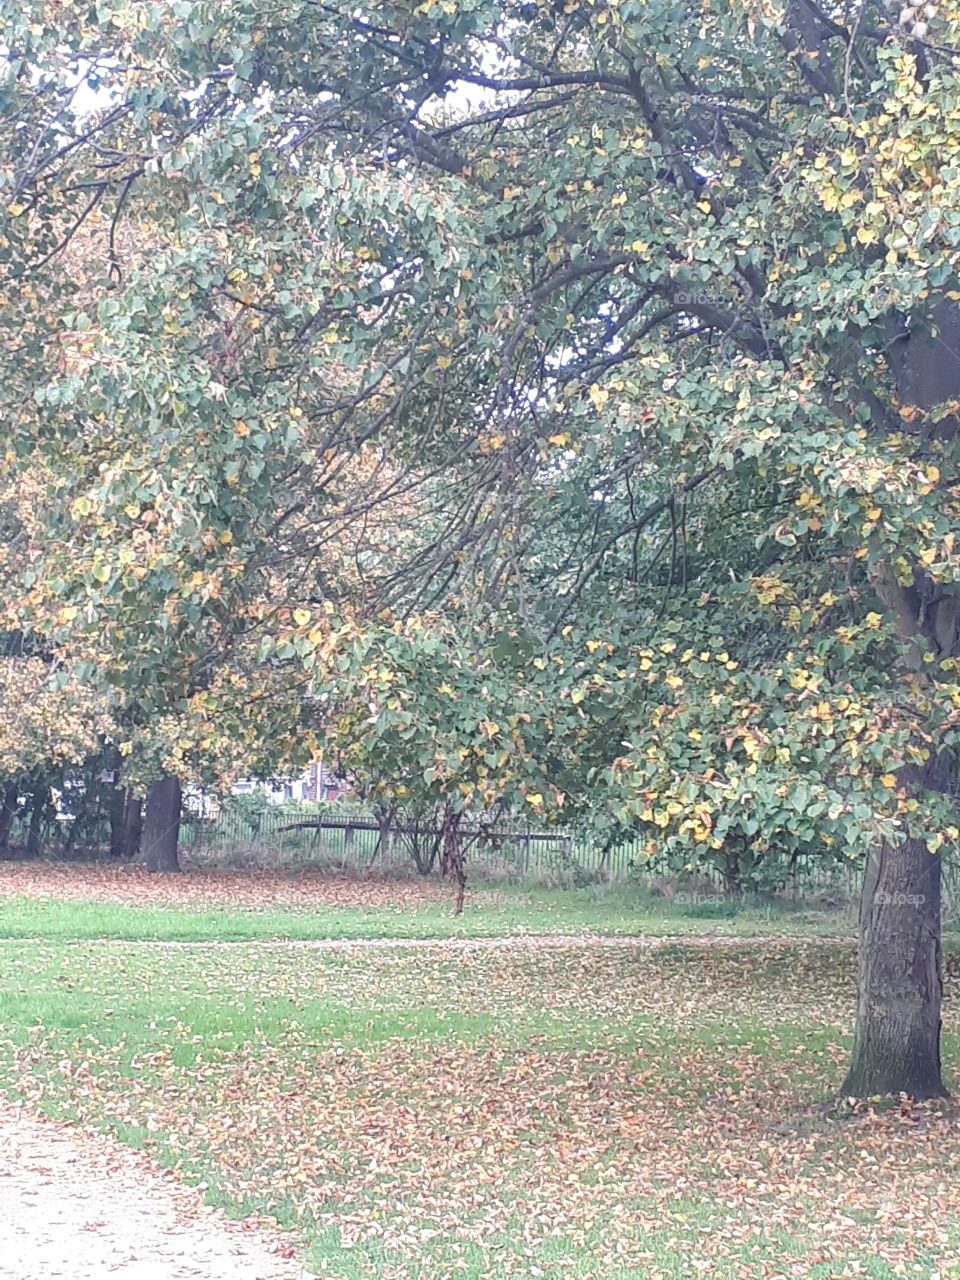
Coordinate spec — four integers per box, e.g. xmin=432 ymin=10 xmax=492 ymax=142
xmin=0 ymin=783 xmax=18 ymax=854
xmin=142 ymin=775 xmax=181 ymax=873
xmin=855 ymin=275 xmax=960 ymax=1097
xmin=843 ymin=833 xmax=947 ymax=1099
xmin=843 ymin=755 xmax=952 ymax=1099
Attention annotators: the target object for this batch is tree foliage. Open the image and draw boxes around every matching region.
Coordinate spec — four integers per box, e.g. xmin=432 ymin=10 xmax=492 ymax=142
xmin=3 ymin=0 xmax=960 ymax=1080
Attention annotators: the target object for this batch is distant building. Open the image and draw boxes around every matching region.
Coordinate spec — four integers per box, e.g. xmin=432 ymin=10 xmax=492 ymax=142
xmin=231 ymin=761 xmax=350 ymax=805
xmin=305 ymin=760 xmax=349 ymax=803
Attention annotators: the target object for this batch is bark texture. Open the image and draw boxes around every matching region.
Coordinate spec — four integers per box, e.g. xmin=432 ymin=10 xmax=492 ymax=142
xmin=843 ymin=810 xmax=948 ymax=1099
xmin=142 ymin=775 xmax=181 ymax=873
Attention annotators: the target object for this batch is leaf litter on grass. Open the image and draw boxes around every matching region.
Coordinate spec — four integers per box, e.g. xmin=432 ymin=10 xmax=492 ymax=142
xmin=0 ymin=862 xmax=455 ymax=911
xmin=3 ymin=937 xmax=960 ymax=1277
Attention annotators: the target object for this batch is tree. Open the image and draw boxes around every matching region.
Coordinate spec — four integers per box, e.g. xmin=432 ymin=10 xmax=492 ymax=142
xmin=4 ymin=0 xmax=960 ymax=1094
xmin=141 ymin=775 xmax=182 ymax=873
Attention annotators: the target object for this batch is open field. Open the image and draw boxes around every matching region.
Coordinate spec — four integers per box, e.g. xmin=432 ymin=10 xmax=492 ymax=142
xmin=0 ymin=862 xmax=857 ymax=942
xmin=2 ymin=866 xmax=959 ymax=1279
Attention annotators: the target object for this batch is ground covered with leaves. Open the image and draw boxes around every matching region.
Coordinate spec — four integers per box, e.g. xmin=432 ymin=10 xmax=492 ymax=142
xmin=0 ymin=862 xmax=456 ymax=910
xmin=1 ymin=869 xmax=958 ymax=1278
xmin=0 ymin=862 xmax=854 ymax=941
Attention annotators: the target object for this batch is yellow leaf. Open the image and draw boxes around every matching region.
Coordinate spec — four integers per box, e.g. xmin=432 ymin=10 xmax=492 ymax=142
xmin=525 ymin=792 xmax=543 ymax=806
xmin=589 ymin=383 xmax=609 ymax=411
xmin=865 ymin=611 xmax=883 ymax=628
xmin=880 ymin=774 xmax=897 ymax=788
xmin=293 ymin=608 xmax=311 ymax=627
xmin=436 ymin=354 xmax=452 ymax=370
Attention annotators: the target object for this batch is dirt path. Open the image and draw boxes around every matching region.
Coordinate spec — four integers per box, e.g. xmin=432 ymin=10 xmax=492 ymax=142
xmin=0 ymin=1102 xmax=310 ymax=1280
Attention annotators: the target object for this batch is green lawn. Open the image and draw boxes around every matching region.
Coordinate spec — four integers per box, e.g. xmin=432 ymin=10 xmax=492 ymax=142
xmin=1 ymin=872 xmax=957 ymax=1278
xmin=0 ymin=881 xmax=856 ymax=942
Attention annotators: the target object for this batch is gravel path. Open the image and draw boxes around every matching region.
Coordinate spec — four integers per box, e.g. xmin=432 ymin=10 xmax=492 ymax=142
xmin=0 ymin=1103 xmax=310 ymax=1280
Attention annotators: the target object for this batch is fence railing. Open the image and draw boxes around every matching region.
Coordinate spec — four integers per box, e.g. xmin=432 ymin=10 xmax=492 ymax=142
xmin=16 ymin=801 xmax=960 ymax=913
xmin=175 ymin=804 xmax=867 ymax=893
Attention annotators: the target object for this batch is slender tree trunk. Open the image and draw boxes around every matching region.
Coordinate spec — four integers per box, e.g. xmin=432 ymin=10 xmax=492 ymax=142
xmin=0 ymin=783 xmax=18 ymax=854
xmin=722 ymin=848 xmax=743 ymax=898
xmin=108 ymin=765 xmax=128 ymax=860
xmin=843 ymin=758 xmax=950 ymax=1099
xmin=142 ymin=775 xmax=181 ymax=872
xmin=377 ymin=807 xmax=392 ymax=864
xmin=108 ymin=784 xmax=143 ymax=859
xmin=123 ymin=793 xmax=143 ymax=859
xmin=26 ymin=785 xmax=46 ymax=858
xmin=440 ymin=808 xmax=466 ymax=916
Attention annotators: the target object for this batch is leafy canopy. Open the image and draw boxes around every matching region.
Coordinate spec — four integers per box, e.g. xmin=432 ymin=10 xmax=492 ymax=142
xmin=2 ymin=0 xmax=960 ymax=870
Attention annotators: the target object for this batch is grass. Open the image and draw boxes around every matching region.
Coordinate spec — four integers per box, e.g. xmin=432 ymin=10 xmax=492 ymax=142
xmin=1 ymin=865 xmax=958 ymax=1278
xmin=0 ymin=879 xmax=857 ymax=942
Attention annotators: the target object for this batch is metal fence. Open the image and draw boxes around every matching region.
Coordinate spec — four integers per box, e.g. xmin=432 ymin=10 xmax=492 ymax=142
xmin=175 ymin=802 xmax=867 ymax=894
xmin=12 ymin=797 xmax=951 ymax=906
